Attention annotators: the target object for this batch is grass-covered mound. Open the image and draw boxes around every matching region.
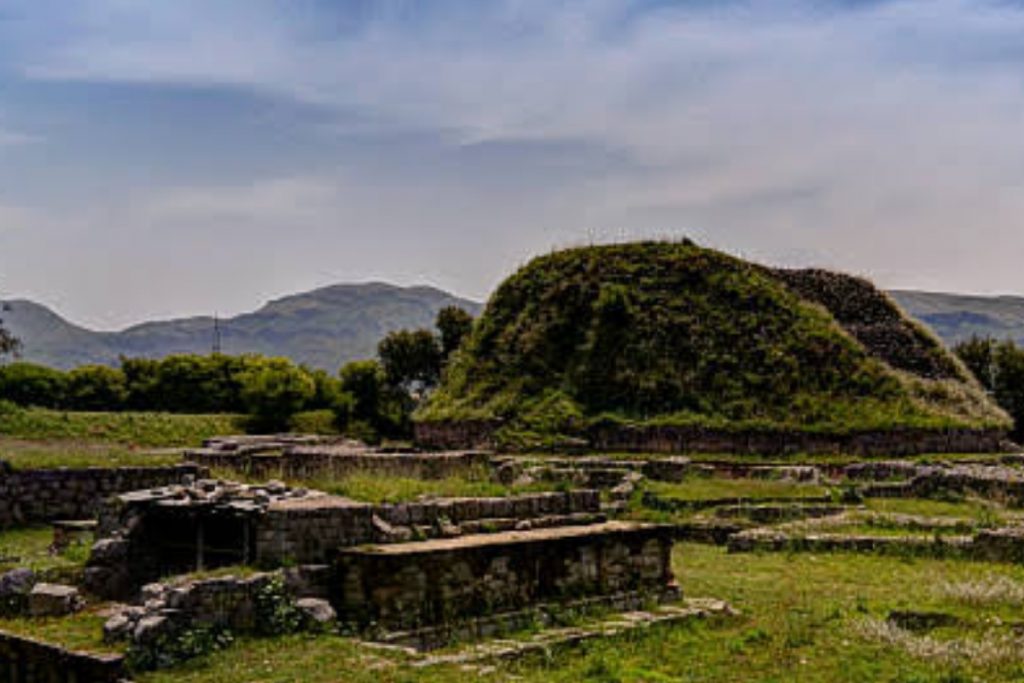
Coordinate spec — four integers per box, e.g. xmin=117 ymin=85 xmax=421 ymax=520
xmin=418 ymin=241 xmax=1008 ymax=447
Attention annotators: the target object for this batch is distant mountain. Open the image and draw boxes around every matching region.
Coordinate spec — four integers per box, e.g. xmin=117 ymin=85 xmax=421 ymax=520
xmin=890 ymin=290 xmax=1024 ymax=347
xmin=4 ymin=284 xmax=1021 ymax=371
xmin=2 ymin=283 xmax=483 ymax=371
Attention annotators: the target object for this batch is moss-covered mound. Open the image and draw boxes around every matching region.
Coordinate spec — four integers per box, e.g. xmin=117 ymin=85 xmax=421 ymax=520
xmin=418 ymin=241 xmax=1009 ymax=448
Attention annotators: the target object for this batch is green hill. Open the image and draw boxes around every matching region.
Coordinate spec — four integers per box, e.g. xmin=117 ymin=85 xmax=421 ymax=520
xmin=418 ymin=241 xmax=1008 ymax=445
xmin=3 ymin=283 xmax=481 ymax=371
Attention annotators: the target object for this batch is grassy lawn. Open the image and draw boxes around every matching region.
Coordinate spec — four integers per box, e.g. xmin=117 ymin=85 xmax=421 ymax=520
xmin=0 ymin=438 xmax=184 ymax=469
xmin=0 ymin=606 xmax=120 ymax=655
xmin=646 ymin=477 xmax=829 ymax=502
xmin=303 ymin=469 xmax=562 ymax=504
xmin=0 ymin=408 xmax=242 ymax=449
xmin=0 ymin=526 xmax=92 ymax=573
xmin=128 ymin=544 xmax=1024 ymax=682
xmin=865 ymin=497 xmax=1017 ymax=526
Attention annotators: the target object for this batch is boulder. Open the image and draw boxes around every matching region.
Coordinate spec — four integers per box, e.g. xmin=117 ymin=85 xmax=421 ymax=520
xmin=0 ymin=568 xmax=36 ymax=597
xmin=295 ymin=598 xmax=336 ymax=629
xmin=28 ymin=583 xmax=83 ymax=617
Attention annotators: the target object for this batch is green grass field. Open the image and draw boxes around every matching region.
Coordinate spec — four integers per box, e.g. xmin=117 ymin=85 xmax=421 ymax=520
xmin=0 ymin=407 xmax=242 ymax=449
xmin=646 ymin=477 xmax=830 ymax=502
xmin=0 ymin=526 xmax=91 ymax=573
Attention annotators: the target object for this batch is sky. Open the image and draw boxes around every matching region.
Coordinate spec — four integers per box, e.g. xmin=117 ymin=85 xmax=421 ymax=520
xmin=1 ymin=0 xmax=1023 ymax=329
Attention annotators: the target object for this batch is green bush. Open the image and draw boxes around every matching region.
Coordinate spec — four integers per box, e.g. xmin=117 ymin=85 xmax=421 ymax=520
xmin=238 ymin=357 xmax=316 ymax=432
xmin=64 ymin=364 xmax=128 ymax=411
xmin=0 ymin=362 xmax=67 ymax=408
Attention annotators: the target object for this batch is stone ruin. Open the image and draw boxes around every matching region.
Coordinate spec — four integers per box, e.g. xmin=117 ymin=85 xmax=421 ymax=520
xmin=69 ymin=462 xmax=686 ymax=660
xmin=185 ymin=435 xmax=491 ymax=481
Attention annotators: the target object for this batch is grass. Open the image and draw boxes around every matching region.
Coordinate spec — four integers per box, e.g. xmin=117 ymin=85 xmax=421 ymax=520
xmin=419 ymin=241 xmax=1007 ymax=444
xmin=124 ymin=544 xmax=1024 ymax=682
xmin=645 ymin=477 xmax=829 ymax=502
xmin=303 ymin=469 xmax=560 ymax=504
xmin=865 ymin=497 xmax=1017 ymax=525
xmin=0 ymin=437 xmax=183 ymax=469
xmin=0 ymin=606 xmax=120 ymax=655
xmin=0 ymin=526 xmax=91 ymax=573
xmin=0 ymin=407 xmax=243 ymax=448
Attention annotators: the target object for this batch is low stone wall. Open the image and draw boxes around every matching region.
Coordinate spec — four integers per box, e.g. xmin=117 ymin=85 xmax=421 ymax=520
xmin=256 ymin=490 xmax=602 ymax=566
xmin=189 ymin=447 xmax=492 ymax=481
xmin=414 ymin=420 xmax=501 ymax=450
xmin=0 ymin=464 xmax=204 ymax=528
xmin=335 ymin=521 xmax=677 ymax=631
xmin=0 ymin=630 xmax=125 ymax=682
xmin=416 ymin=421 xmax=1011 ymax=456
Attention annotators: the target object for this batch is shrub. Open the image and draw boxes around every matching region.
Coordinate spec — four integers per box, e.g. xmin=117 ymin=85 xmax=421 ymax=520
xmin=64 ymin=364 xmax=128 ymax=411
xmin=238 ymin=357 xmax=316 ymax=432
xmin=0 ymin=362 xmax=67 ymax=408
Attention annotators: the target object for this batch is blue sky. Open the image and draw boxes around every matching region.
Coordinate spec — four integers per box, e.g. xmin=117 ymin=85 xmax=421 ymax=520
xmin=1 ymin=0 xmax=1023 ymax=328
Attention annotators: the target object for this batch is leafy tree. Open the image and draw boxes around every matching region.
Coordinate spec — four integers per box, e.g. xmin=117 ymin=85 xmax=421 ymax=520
xmin=956 ymin=336 xmax=1024 ymax=441
xmin=339 ymin=360 xmax=386 ymax=426
xmin=993 ymin=340 xmax=1024 ymax=442
xmin=377 ymin=329 xmax=442 ymax=392
xmin=120 ymin=357 xmax=162 ymax=410
xmin=0 ymin=362 xmax=66 ymax=408
xmin=955 ymin=336 xmax=997 ymax=390
xmin=436 ymin=306 xmax=474 ymax=358
xmin=65 ymin=365 xmax=128 ymax=411
xmin=0 ymin=301 xmax=20 ymax=360
xmin=238 ymin=357 xmax=315 ymax=432
xmin=303 ymin=366 xmax=354 ymax=431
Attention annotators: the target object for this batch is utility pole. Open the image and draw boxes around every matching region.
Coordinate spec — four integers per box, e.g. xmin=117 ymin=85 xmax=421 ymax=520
xmin=212 ymin=314 xmax=222 ymax=355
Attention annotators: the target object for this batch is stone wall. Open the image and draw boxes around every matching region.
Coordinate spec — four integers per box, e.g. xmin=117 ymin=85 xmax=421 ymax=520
xmin=415 ymin=420 xmax=1011 ymax=456
xmin=255 ymin=490 xmax=602 ymax=566
xmin=0 ymin=629 xmax=125 ymax=682
xmin=0 ymin=464 xmax=204 ymax=528
xmin=335 ymin=521 xmax=676 ymax=630
xmin=191 ymin=448 xmax=492 ymax=481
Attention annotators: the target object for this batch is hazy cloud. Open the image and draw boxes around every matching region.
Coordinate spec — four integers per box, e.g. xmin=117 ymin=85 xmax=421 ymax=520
xmin=1 ymin=0 xmax=1023 ymax=326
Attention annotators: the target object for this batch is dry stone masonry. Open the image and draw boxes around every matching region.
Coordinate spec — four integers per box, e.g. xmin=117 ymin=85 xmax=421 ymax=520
xmin=84 ymin=477 xmax=604 ymax=599
xmin=335 ymin=521 xmax=678 ymax=632
xmin=0 ymin=464 xmax=204 ymax=528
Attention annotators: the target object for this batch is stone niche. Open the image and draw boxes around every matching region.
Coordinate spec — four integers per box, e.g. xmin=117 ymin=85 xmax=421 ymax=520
xmin=335 ymin=521 xmax=677 ymax=631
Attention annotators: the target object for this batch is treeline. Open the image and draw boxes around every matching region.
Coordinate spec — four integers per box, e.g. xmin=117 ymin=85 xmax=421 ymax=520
xmin=0 ymin=305 xmax=475 ymax=440
xmin=955 ymin=336 xmax=1024 ymax=442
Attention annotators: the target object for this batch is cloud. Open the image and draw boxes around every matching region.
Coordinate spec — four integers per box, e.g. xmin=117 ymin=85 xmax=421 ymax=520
xmin=2 ymin=0 xmax=1024 ymax=325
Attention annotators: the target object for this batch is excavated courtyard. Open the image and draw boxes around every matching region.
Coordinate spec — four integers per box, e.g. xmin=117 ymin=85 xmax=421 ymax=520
xmin=5 ymin=436 xmax=1024 ymax=681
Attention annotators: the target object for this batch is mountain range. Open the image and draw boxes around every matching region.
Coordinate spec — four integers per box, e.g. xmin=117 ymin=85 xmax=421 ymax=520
xmin=1 ymin=283 xmax=482 ymax=371
xmin=889 ymin=290 xmax=1024 ymax=348
xmin=0 ymin=284 xmax=1020 ymax=371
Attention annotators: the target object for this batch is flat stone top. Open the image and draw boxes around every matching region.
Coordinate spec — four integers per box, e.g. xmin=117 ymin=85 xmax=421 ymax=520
xmin=268 ymin=494 xmax=368 ymax=511
xmin=340 ymin=521 xmax=668 ymax=557
xmin=288 ymin=447 xmax=480 ymax=460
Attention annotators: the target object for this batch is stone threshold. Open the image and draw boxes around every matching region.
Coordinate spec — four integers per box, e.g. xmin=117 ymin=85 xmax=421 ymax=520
xmin=401 ymin=598 xmax=735 ymax=668
xmin=365 ymin=587 xmax=684 ymax=652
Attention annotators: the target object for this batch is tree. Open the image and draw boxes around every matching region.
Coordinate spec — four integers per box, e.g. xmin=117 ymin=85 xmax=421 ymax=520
xmin=377 ymin=329 xmax=442 ymax=392
xmin=955 ymin=336 xmax=1024 ymax=442
xmin=339 ymin=360 xmax=386 ymax=426
xmin=120 ymin=357 xmax=161 ymax=410
xmin=993 ymin=340 xmax=1024 ymax=443
xmin=955 ymin=336 xmax=997 ymax=390
xmin=0 ymin=362 xmax=66 ymax=408
xmin=65 ymin=365 xmax=128 ymax=411
xmin=0 ymin=301 xmax=20 ymax=360
xmin=436 ymin=306 xmax=474 ymax=358
xmin=237 ymin=357 xmax=315 ymax=432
